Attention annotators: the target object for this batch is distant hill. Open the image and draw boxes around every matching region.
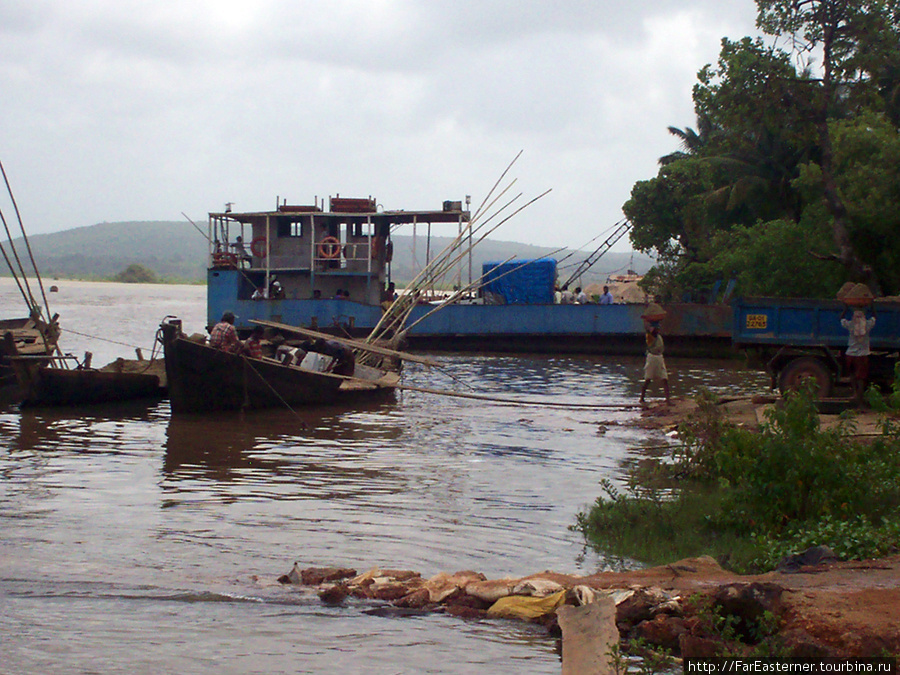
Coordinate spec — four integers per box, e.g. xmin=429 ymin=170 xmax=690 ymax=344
xmin=6 ymin=221 xmax=209 ymax=282
xmin=3 ymin=221 xmax=654 ymax=286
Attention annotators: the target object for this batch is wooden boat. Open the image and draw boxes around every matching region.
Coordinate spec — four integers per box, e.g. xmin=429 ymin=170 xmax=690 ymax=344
xmin=0 ymin=315 xmax=59 ymax=379
xmin=0 ymin=314 xmax=63 ymax=404
xmin=159 ymin=319 xmax=399 ymax=414
xmin=8 ymin=354 xmax=163 ymax=407
xmin=0 ymin=165 xmax=158 ymax=408
xmin=3 ymin=322 xmax=164 ymax=407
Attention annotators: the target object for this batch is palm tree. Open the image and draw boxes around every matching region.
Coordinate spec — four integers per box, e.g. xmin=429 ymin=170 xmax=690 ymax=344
xmin=658 ymin=116 xmax=717 ymax=165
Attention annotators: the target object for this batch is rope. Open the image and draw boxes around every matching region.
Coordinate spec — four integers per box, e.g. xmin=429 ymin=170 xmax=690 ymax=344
xmin=63 ymin=328 xmax=153 ymax=353
xmin=239 ymin=354 xmax=312 ymax=422
xmin=395 ymin=382 xmax=641 ymax=410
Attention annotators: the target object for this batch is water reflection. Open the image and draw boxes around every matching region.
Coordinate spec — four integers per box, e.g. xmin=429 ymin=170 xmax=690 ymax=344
xmin=160 ymin=400 xmax=412 ymax=506
xmin=2 ymin=401 xmax=163 ymax=454
xmin=0 ymin=278 xmax=777 ymax=675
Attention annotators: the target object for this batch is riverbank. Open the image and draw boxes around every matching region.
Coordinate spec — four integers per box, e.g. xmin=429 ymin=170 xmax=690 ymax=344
xmin=279 ymin=553 xmax=900 ymax=661
xmin=634 ymin=394 xmax=889 ymax=437
xmin=274 ymin=396 xmax=900 ymax=666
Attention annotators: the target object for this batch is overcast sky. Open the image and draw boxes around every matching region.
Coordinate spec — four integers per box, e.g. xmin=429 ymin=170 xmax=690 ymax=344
xmin=1 ymin=1 xmax=761 ymax=252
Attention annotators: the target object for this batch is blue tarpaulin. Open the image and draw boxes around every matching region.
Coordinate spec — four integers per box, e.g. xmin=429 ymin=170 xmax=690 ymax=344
xmin=481 ymin=259 xmax=557 ymax=304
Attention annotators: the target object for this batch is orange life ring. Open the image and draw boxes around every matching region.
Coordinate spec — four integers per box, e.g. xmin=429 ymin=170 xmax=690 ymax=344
xmin=250 ymin=236 xmax=267 ymax=258
xmin=342 ymin=243 xmax=357 ymax=260
xmin=318 ymin=236 xmax=341 ymax=259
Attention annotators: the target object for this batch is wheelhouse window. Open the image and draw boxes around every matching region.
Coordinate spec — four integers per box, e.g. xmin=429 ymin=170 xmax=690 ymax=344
xmin=277 ymin=216 xmax=304 ymax=238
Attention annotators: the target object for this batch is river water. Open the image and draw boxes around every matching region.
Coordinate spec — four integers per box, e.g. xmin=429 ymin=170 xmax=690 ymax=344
xmin=0 ymin=279 xmax=768 ymax=674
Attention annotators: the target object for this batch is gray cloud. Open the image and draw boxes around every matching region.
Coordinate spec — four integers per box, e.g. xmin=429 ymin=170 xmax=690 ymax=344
xmin=0 ymin=1 xmax=761 ymax=251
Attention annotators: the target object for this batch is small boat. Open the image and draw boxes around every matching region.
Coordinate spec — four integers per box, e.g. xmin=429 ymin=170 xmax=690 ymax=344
xmin=1 ymin=163 xmax=170 ymax=408
xmin=9 ymin=355 xmax=163 ymax=407
xmin=159 ymin=318 xmax=400 ymax=414
xmin=2 ymin=316 xmax=164 ymax=407
xmin=0 ymin=314 xmax=62 ymax=403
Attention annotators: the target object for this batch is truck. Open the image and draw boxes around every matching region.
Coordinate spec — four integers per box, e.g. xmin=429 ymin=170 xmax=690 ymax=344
xmin=732 ymin=297 xmax=900 ymax=397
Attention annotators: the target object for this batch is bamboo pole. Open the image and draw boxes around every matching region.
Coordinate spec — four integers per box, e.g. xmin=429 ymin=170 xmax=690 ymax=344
xmin=368 ymin=186 xmax=552 ymax=344
xmin=367 ymin=187 xmax=523 ymax=340
xmin=0 ymin=160 xmax=49 ymax=319
xmin=401 ymin=245 xmax=567 ymax=335
xmin=250 ymin=319 xmax=443 ymax=367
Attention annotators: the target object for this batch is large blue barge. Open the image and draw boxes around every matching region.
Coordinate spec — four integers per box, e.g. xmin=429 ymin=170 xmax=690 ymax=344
xmin=205 ymin=195 xmax=732 ymax=356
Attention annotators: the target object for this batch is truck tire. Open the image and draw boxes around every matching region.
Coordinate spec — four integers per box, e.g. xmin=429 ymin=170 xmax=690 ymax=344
xmin=778 ymin=357 xmax=833 ymax=397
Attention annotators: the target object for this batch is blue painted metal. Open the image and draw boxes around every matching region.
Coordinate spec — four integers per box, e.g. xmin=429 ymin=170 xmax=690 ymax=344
xmin=210 ymin=261 xmax=731 ymax=346
xmin=203 ymin=198 xmax=732 ymax=354
xmin=209 ymin=269 xmax=383 ymax=331
xmin=732 ymin=297 xmax=900 ymax=350
xmin=481 ymin=259 xmax=556 ymax=304
xmin=407 ymin=303 xmax=641 ymax=336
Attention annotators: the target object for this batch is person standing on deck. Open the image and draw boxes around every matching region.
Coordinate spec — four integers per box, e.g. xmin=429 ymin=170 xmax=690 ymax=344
xmin=599 ymin=286 xmax=614 ymax=305
xmin=232 ymin=236 xmax=251 ymax=267
xmin=269 ymin=276 xmax=284 ymax=299
xmin=840 ymin=306 xmax=876 ymax=406
xmin=640 ymin=321 xmax=670 ymax=405
xmin=209 ymin=311 xmax=241 ymax=353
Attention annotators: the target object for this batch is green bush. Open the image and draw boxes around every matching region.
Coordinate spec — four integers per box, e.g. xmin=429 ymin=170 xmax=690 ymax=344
xmin=112 ymin=263 xmax=158 ymax=283
xmin=711 ymin=389 xmax=900 ymax=533
xmin=576 ymin=384 xmax=900 ymax=571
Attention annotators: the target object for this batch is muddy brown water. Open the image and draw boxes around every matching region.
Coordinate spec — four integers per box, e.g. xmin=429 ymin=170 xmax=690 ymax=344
xmin=0 ymin=279 xmax=768 ymax=674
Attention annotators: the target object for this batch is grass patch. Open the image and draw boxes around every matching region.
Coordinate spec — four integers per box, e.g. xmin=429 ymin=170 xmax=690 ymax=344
xmin=575 ymin=385 xmax=900 ymax=572
xmin=575 ymin=480 xmax=765 ymax=570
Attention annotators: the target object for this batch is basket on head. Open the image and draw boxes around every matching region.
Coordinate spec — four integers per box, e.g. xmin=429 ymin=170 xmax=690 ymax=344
xmin=837 ymin=283 xmax=873 ymax=307
xmin=641 ymin=302 xmax=666 ymax=322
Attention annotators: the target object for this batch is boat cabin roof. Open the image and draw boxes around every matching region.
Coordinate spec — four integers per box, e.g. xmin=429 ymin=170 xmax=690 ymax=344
xmin=210 ymin=207 xmax=469 ymax=225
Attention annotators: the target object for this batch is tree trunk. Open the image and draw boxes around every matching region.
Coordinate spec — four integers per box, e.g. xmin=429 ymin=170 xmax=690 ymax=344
xmin=817 ymin=7 xmax=883 ymax=295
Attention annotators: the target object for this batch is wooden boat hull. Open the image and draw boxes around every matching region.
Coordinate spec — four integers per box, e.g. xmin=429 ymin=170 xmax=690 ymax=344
xmin=161 ymin=323 xmax=353 ymax=413
xmin=12 ymin=363 xmax=162 ymax=407
xmin=1 ymin=315 xmax=62 ymax=404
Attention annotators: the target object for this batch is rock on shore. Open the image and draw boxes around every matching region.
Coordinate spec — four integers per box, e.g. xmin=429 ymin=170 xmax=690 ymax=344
xmin=279 ymin=554 xmax=900 ymax=660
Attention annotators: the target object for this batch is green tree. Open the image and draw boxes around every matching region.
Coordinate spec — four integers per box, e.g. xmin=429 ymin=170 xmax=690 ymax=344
xmin=793 ymin=112 xmax=900 ymax=294
xmin=625 ymin=158 xmax=730 ymax=263
xmin=627 ymin=3 xmax=900 ymax=299
xmin=692 ymin=37 xmax=820 ymax=223
xmin=113 ymin=264 xmax=158 ymax=283
xmin=693 ymin=218 xmax=843 ymax=296
xmin=756 ymin=0 xmax=900 ymax=293
xmin=627 ymin=37 xmax=818 ymax=288
xmin=659 ymin=116 xmax=717 ymax=165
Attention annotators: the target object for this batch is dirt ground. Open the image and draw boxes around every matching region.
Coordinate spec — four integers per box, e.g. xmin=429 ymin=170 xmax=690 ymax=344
xmin=540 ymin=554 xmax=900 ymax=658
xmin=283 ymin=553 xmax=900 ymax=659
xmin=634 ymin=394 xmax=889 ymax=436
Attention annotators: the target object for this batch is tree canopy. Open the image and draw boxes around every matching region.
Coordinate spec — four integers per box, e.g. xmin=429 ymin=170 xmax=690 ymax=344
xmin=625 ymin=0 xmax=900 ymax=299
xmin=113 ymin=264 xmax=159 ymax=284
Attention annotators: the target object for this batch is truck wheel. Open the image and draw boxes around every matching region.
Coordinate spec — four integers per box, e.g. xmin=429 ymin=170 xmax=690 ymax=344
xmin=778 ymin=357 xmax=833 ymax=397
